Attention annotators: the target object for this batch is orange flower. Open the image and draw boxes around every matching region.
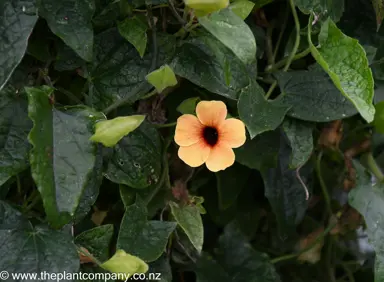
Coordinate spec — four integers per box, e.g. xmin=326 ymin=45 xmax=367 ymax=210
xmin=174 ymin=100 xmax=246 ymax=172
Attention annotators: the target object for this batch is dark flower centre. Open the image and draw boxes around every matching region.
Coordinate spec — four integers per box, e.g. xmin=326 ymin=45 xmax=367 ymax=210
xmin=203 ymin=126 xmax=219 ymax=146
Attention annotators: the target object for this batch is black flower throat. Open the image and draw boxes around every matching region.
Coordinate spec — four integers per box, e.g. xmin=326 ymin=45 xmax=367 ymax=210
xmin=203 ymin=126 xmax=219 ymax=146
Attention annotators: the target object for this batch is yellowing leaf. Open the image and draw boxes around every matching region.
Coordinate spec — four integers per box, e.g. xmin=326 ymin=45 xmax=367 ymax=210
xmin=101 ymin=250 xmax=148 ymax=276
xmin=90 ymin=115 xmax=145 ymax=147
xmin=185 ymin=0 xmax=229 ymax=14
xmin=146 ymin=65 xmax=178 ymax=93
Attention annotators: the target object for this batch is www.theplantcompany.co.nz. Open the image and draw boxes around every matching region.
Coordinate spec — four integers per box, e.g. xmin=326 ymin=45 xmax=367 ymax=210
xmin=0 ymin=270 xmax=162 ymax=281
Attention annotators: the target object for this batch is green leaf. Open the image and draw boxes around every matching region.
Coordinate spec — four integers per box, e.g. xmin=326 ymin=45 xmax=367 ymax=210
xmin=282 ymin=118 xmax=313 ymax=168
xmin=216 ymin=223 xmax=281 ymax=282
xmin=177 ymin=97 xmax=201 ymax=115
xmin=196 ymin=254 xmax=231 ymax=282
xmin=90 ymin=29 xmax=175 ymax=110
xmin=238 ymin=80 xmax=290 ymax=139
xmin=309 ymin=18 xmax=375 ymax=122
xmin=262 ymin=140 xmax=313 ymax=237
xmin=372 ymin=43 xmax=384 ymax=81
xmin=348 ymin=161 xmax=384 ymax=281
xmin=90 ymin=115 xmax=145 ymax=147
xmin=101 ymin=249 xmax=148 ymax=276
xmin=74 ymin=145 xmax=104 ymax=223
xmin=0 ymin=201 xmax=79 ymax=279
xmin=104 ymin=121 xmax=162 ymax=189
xmin=196 ymin=222 xmax=281 ymax=282
xmin=92 ymin=0 xmax=124 ymax=28
xmin=171 ymin=32 xmax=252 ymax=100
xmin=229 ymin=0 xmax=255 ymax=20
xmin=148 ymin=255 xmax=172 ymax=282
xmin=364 ymin=45 xmax=378 ymax=65
xmin=0 ymin=69 xmax=32 ymax=186
xmin=0 ymin=0 xmax=38 ymax=90
xmin=169 ymin=202 xmax=204 ymax=253
xmin=54 ymin=42 xmax=84 ymax=72
xmin=27 ymin=86 xmax=105 ymax=228
xmin=117 ymin=197 xmax=177 ymax=262
xmin=199 ymin=8 xmax=256 ymax=64
xmin=118 ymin=16 xmax=148 ymax=58
xmin=235 ymin=130 xmax=280 ymax=171
xmin=38 ymin=0 xmax=95 ymax=61
xmin=75 ymin=224 xmax=114 ymax=262
xmin=216 ymin=163 xmax=250 ymax=210
xmin=146 ymin=65 xmax=178 ymax=93
xmin=89 ymin=28 xmax=149 ymax=109
xmin=120 ymin=185 xmax=137 ymax=207
xmin=276 ymin=70 xmax=358 ymax=122
xmin=251 ymin=0 xmax=273 ymax=9
xmin=295 ymin=0 xmax=344 ymax=22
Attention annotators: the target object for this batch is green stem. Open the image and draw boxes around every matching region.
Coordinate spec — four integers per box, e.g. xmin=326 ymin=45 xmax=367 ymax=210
xmin=133 ymin=3 xmax=169 ymax=12
xmin=265 ymin=81 xmax=277 ymax=99
xmin=103 ymin=84 xmax=148 ymax=115
xmin=167 ymin=0 xmax=186 ymax=25
xmin=316 ymin=151 xmax=333 ymax=215
xmin=16 ymin=175 xmax=22 ymax=196
xmin=270 ymin=221 xmax=337 ymax=264
xmin=266 ymin=48 xmax=311 ymax=73
xmin=256 ymin=77 xmax=275 ymax=84
xmin=56 ymin=87 xmax=83 ymax=104
xmin=141 ymin=89 xmax=158 ymax=100
xmin=326 ymin=238 xmax=336 ymax=282
xmin=283 ymin=0 xmax=301 ymax=71
xmin=272 ymin=7 xmax=289 ymax=61
xmin=266 ymin=24 xmax=275 ymax=65
xmin=264 ymin=0 xmax=300 ymax=98
xmin=76 ymin=245 xmax=103 ymax=266
xmin=187 ymin=23 xmax=200 ymax=32
xmin=339 ymin=262 xmax=356 ymax=282
xmin=155 ymin=122 xmax=176 ymax=128
xmin=23 ymin=189 xmax=40 ymax=212
xmin=308 ymin=14 xmax=316 ymax=48
xmin=365 ymin=152 xmax=384 ymax=182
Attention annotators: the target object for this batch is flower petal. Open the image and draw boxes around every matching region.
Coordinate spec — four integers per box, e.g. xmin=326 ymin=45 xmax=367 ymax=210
xmin=196 ymin=100 xmax=227 ymax=127
xmin=174 ymin=114 xmax=204 ymax=146
xmin=178 ymin=141 xmax=211 ymax=167
xmin=219 ymin=118 xmax=246 ymax=148
xmin=205 ymin=144 xmax=235 ymax=172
